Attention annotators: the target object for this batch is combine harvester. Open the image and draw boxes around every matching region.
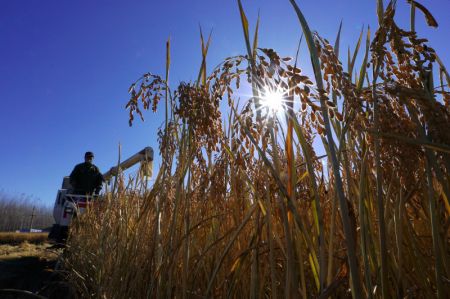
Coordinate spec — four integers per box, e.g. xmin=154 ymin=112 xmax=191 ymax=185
xmin=49 ymin=147 xmax=154 ymax=242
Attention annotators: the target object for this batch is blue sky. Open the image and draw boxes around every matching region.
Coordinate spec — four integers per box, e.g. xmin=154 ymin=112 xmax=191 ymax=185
xmin=1 ymin=0 xmax=449 ymax=206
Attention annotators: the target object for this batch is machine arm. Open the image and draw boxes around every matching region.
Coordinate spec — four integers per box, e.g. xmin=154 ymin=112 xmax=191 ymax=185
xmin=102 ymin=146 xmax=154 ymax=181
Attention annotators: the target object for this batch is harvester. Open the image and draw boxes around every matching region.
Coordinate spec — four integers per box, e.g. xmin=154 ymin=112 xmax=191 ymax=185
xmin=49 ymin=147 xmax=154 ymax=242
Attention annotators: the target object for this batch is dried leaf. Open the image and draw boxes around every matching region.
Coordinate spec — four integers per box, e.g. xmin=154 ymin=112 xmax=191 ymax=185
xmin=407 ymin=0 xmax=438 ymax=27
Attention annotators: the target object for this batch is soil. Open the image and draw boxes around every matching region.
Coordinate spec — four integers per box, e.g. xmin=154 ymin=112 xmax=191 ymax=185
xmin=0 ymin=242 xmax=75 ymax=299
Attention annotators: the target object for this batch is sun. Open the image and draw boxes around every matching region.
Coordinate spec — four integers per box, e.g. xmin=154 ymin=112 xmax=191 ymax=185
xmin=261 ymin=86 xmax=285 ymax=114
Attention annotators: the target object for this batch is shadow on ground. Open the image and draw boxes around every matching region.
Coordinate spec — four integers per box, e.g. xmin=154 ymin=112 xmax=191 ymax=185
xmin=0 ymin=255 xmax=75 ymax=299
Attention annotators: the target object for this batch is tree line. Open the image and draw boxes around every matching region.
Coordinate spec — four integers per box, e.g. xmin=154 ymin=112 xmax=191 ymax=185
xmin=0 ymin=191 xmax=53 ymax=231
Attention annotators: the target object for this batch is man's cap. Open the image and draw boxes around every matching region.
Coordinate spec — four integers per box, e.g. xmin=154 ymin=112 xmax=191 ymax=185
xmin=85 ymin=151 xmax=94 ymax=158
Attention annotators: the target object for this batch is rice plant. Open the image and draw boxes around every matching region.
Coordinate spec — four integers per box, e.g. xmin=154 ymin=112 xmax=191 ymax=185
xmin=65 ymin=1 xmax=449 ymax=298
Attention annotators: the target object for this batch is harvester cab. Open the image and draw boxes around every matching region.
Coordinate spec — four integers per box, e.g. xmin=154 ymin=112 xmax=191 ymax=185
xmin=49 ymin=147 xmax=154 ymax=243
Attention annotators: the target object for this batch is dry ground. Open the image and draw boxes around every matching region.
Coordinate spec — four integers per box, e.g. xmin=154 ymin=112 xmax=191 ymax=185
xmin=0 ymin=233 xmax=74 ymax=299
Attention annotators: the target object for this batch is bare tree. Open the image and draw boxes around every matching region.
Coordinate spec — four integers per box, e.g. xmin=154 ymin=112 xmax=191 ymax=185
xmin=0 ymin=191 xmax=53 ymax=232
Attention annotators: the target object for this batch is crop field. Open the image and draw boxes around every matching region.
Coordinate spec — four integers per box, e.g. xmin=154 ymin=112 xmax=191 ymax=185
xmin=0 ymin=232 xmax=49 ymax=245
xmin=64 ymin=1 xmax=449 ymax=298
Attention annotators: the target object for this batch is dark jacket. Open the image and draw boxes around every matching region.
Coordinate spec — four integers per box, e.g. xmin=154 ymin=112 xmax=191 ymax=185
xmin=69 ymin=162 xmax=104 ymax=195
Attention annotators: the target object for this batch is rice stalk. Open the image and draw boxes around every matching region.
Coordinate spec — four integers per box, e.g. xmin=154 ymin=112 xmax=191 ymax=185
xmin=64 ymin=1 xmax=450 ymax=298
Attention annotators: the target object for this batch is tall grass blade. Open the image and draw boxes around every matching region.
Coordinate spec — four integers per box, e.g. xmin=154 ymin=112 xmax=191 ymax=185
xmin=237 ymin=0 xmax=261 ymax=118
xmin=197 ymin=27 xmax=213 ymax=85
xmin=205 ymin=203 xmax=258 ymax=298
xmin=334 ymin=20 xmax=343 ymax=57
xmin=291 ymin=116 xmax=327 ymax=292
xmin=356 ymin=27 xmax=370 ymax=91
xmin=287 ymin=1 xmax=363 ymax=297
xmin=349 ymin=27 xmax=364 ymax=80
xmin=252 ymin=11 xmax=260 ymax=60
xmin=377 ymin=0 xmax=384 ymax=25
xmin=237 ymin=0 xmax=252 ymax=62
xmin=165 ymin=37 xmax=170 ymax=142
xmin=425 ymin=158 xmax=446 ymax=298
xmin=409 ymin=0 xmax=416 ymax=32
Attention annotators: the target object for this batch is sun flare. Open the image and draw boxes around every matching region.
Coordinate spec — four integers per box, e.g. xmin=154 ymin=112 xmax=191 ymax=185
xmin=261 ymin=86 xmax=284 ymax=113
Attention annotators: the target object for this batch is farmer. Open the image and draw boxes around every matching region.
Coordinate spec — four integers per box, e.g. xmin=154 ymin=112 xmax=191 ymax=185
xmin=69 ymin=151 xmax=104 ymax=195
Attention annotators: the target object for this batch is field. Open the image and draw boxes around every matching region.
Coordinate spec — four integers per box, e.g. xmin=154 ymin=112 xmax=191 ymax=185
xmin=59 ymin=1 xmax=450 ymax=299
xmin=0 ymin=232 xmax=49 ymax=245
xmin=0 ymin=233 xmax=73 ymax=299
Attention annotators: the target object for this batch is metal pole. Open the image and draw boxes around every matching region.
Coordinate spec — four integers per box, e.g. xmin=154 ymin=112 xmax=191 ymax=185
xmin=28 ymin=206 xmax=36 ymax=231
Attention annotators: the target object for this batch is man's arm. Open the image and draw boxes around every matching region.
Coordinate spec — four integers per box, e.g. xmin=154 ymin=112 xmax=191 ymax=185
xmin=94 ymin=166 xmax=104 ymax=194
xmin=69 ymin=164 xmax=80 ymax=188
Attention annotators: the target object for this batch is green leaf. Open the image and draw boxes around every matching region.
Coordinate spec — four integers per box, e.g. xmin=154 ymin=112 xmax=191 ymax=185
xmin=252 ymin=11 xmax=260 ymax=60
xmin=356 ymin=27 xmax=370 ymax=91
xmin=196 ymin=26 xmax=213 ymax=85
xmin=334 ymin=20 xmax=343 ymax=58
xmin=287 ymin=0 xmax=323 ymax=91
xmin=237 ymin=0 xmax=252 ymax=61
xmin=349 ymin=27 xmax=364 ymax=79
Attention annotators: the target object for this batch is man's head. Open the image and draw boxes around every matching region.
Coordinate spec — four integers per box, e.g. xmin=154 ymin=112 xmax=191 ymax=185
xmin=84 ymin=151 xmax=94 ymax=164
